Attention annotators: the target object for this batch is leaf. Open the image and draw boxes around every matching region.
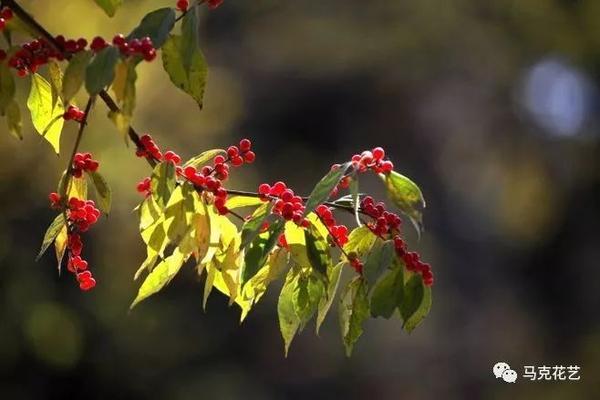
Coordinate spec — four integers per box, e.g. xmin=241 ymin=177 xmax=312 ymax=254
xmin=48 ymin=61 xmax=63 ymax=109
xmin=131 ymin=224 xmax=197 ymax=308
xmin=400 ymin=274 xmax=432 ymax=333
xmin=128 ymin=8 xmax=176 ymax=49
xmin=284 ymin=221 xmax=310 ymax=267
xmin=6 ymin=100 xmax=22 ymax=140
xmin=87 ymin=171 xmax=112 ymax=214
xmin=370 ymin=259 xmax=404 ymax=319
xmin=27 ymin=74 xmax=65 ymax=154
xmin=278 ymin=269 xmax=301 ymax=357
xmin=85 ymin=46 xmax=120 ymax=95
xmin=62 ymin=50 xmax=92 ymax=102
xmin=240 ymin=202 xmax=273 ymax=249
xmin=304 ymin=221 xmax=332 ymax=277
xmin=150 ymin=162 xmax=176 ymax=209
xmin=339 ymin=277 xmax=370 ymax=357
xmin=92 ymin=0 xmax=123 ymax=17
xmin=111 ymin=60 xmax=137 ymax=136
xmin=381 ymin=171 xmax=426 ymax=237
xmin=203 ymin=263 xmax=216 ymax=310
xmin=293 ymin=272 xmax=324 ymax=330
xmin=316 ymin=261 xmax=344 ymax=334
xmin=0 ymin=63 xmax=15 ymax=114
xmin=36 ymin=214 xmax=66 ymax=261
xmin=363 ymin=239 xmax=394 ymax=286
xmin=241 ymin=247 xmax=289 ymax=308
xmin=349 ymin=175 xmax=361 ymax=227
xmin=303 ymin=161 xmax=352 ymax=216
xmin=180 ymin=8 xmax=200 ymax=74
xmin=241 ymin=218 xmax=284 ymax=286
xmin=161 ymin=34 xmax=208 ymax=108
xmin=343 ymin=226 xmax=376 ymax=259
xmin=182 ymin=149 xmax=226 ymax=169
xmin=54 ymin=225 xmax=68 ymax=273
xmin=226 ymin=196 xmax=266 ymax=210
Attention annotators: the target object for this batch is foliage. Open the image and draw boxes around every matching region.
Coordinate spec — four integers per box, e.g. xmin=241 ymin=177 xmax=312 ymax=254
xmin=0 ymin=0 xmax=434 ymax=356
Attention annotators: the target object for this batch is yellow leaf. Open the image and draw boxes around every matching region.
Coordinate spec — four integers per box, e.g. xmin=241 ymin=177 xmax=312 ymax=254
xmin=27 ymin=74 xmax=64 ymax=154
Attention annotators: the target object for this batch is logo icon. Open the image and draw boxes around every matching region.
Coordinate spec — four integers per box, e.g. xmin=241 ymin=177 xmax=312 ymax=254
xmin=493 ymin=362 xmax=517 ymax=383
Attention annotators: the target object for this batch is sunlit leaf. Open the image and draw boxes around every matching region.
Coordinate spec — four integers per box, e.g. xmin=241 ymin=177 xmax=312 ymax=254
xmin=225 ymin=195 xmax=266 ymax=210
xmin=182 ymin=149 xmax=226 ymax=169
xmin=54 ymin=225 xmax=68 ymax=273
xmin=293 ymin=271 xmax=324 ymax=330
xmin=304 ymin=221 xmax=332 ymax=277
xmin=241 ymin=247 xmax=289 ymax=309
xmin=27 ymin=73 xmax=64 ymax=154
xmin=316 ymin=261 xmax=344 ymax=334
xmin=161 ymin=34 xmax=208 ymax=108
xmin=242 ymin=218 xmax=284 ymax=286
xmin=48 ymin=61 xmax=63 ymax=109
xmin=284 ymin=221 xmax=310 ymax=266
xmin=370 ymin=258 xmax=404 ymax=319
xmin=93 ymin=0 xmax=123 ymax=17
xmin=343 ymin=226 xmax=376 ymax=259
xmin=339 ymin=277 xmax=369 ymax=356
xmin=150 ymin=161 xmax=176 ymax=209
xmin=400 ymin=274 xmax=432 ymax=333
xmin=240 ymin=202 xmax=273 ymax=249
xmin=87 ymin=170 xmax=112 ymax=214
xmin=111 ymin=59 xmax=137 ymax=136
xmin=85 ymin=46 xmax=120 ymax=95
xmin=36 ymin=214 xmax=66 ymax=261
xmin=362 ymin=239 xmax=394 ymax=286
xmin=303 ymin=161 xmax=352 ymax=216
xmin=62 ymin=50 xmax=92 ymax=103
xmin=381 ymin=171 xmax=426 ymax=237
xmin=128 ymin=8 xmax=176 ymax=49
xmin=278 ymin=268 xmax=301 ymax=357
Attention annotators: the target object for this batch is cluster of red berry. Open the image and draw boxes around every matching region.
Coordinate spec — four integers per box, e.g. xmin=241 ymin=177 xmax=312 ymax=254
xmin=63 ymin=105 xmax=86 ymax=122
xmin=315 ymin=205 xmax=350 ymax=246
xmin=227 ymin=138 xmax=256 ymax=166
xmin=176 ymin=0 xmax=223 ymax=12
xmin=91 ymin=35 xmax=157 ymax=61
xmin=393 ymin=236 xmax=433 ymax=286
xmin=5 ymin=38 xmax=63 ymax=76
xmin=71 ymin=152 xmax=99 ymax=178
xmin=0 ymin=7 xmax=13 ymax=31
xmin=182 ymin=162 xmax=229 ymax=215
xmin=136 ymin=134 xmax=163 ymax=161
xmin=351 ymin=147 xmax=394 ymax=174
xmin=360 ymin=196 xmax=402 ymax=236
xmin=258 ymin=181 xmax=307 ymax=225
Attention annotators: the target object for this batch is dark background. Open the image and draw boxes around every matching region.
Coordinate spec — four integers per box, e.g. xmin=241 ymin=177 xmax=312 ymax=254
xmin=1 ymin=0 xmax=600 ymax=399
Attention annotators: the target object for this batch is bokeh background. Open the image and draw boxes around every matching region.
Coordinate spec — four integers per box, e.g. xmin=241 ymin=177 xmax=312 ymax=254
xmin=1 ymin=0 xmax=600 ymax=398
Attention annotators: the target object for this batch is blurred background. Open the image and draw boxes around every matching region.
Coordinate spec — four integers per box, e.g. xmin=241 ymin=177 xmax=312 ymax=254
xmin=1 ymin=0 xmax=600 ymax=398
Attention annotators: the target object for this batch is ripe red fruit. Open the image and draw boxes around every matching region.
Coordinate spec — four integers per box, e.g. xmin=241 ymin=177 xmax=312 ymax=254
xmin=1 ymin=7 xmax=13 ymax=20
xmin=258 ymin=183 xmax=271 ymax=195
xmin=113 ymin=34 xmax=126 ymax=46
xmin=372 ymin=147 xmax=385 ymax=160
xmin=243 ymin=151 xmax=256 ymax=163
xmin=231 ymin=156 xmax=244 ymax=167
xmin=227 ymin=146 xmax=239 ymax=158
xmin=239 ymin=138 xmax=252 ymax=152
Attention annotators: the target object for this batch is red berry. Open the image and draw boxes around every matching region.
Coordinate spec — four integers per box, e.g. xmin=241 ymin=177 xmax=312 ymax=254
xmin=231 ymin=156 xmax=244 ymax=167
xmin=112 ymin=34 xmax=125 ymax=46
xmin=243 ymin=151 xmax=256 ymax=163
xmin=258 ymin=183 xmax=271 ymax=195
xmin=1 ymin=8 xmax=13 ymax=20
xmin=239 ymin=138 xmax=251 ymax=152
xmin=372 ymin=147 xmax=385 ymax=160
xmin=177 ymin=0 xmax=190 ymax=12
xmin=227 ymin=146 xmax=239 ymax=158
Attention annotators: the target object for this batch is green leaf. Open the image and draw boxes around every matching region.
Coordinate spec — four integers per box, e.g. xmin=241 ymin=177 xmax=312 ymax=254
xmin=181 ymin=8 xmax=200 ymax=74
xmin=85 ymin=46 xmax=120 ymax=95
xmin=278 ymin=269 xmax=301 ymax=357
xmin=131 ymin=224 xmax=197 ymax=308
xmin=111 ymin=60 xmax=137 ymax=137
xmin=27 ymin=73 xmax=64 ymax=154
xmin=400 ymin=274 xmax=432 ymax=333
xmin=363 ymin=239 xmax=394 ymax=286
xmin=0 ymin=63 xmax=15 ymax=114
xmin=240 ymin=202 xmax=273 ymax=249
xmin=182 ymin=149 xmax=226 ymax=169
xmin=225 ymin=195 xmax=266 ymax=210
xmin=128 ymin=8 xmax=176 ymax=49
xmin=36 ymin=214 xmax=66 ymax=261
xmin=343 ymin=226 xmax=376 ymax=259
xmin=293 ymin=272 xmax=324 ymax=330
xmin=316 ymin=261 xmax=344 ymax=334
xmin=370 ymin=259 xmax=404 ymax=319
xmin=62 ymin=50 xmax=93 ymax=102
xmin=87 ymin=171 xmax=112 ymax=214
xmin=381 ymin=171 xmax=426 ymax=237
xmin=242 ymin=218 xmax=284 ymax=286
xmin=304 ymin=221 xmax=332 ymax=277
xmin=6 ymin=100 xmax=22 ymax=140
xmin=161 ymin=34 xmax=208 ymax=108
xmin=339 ymin=277 xmax=370 ymax=356
xmin=92 ymin=0 xmax=123 ymax=17
xmin=304 ymin=161 xmax=353 ymax=216
xmin=150 ymin=161 xmax=176 ymax=208
xmin=48 ymin=61 xmax=63 ymax=109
